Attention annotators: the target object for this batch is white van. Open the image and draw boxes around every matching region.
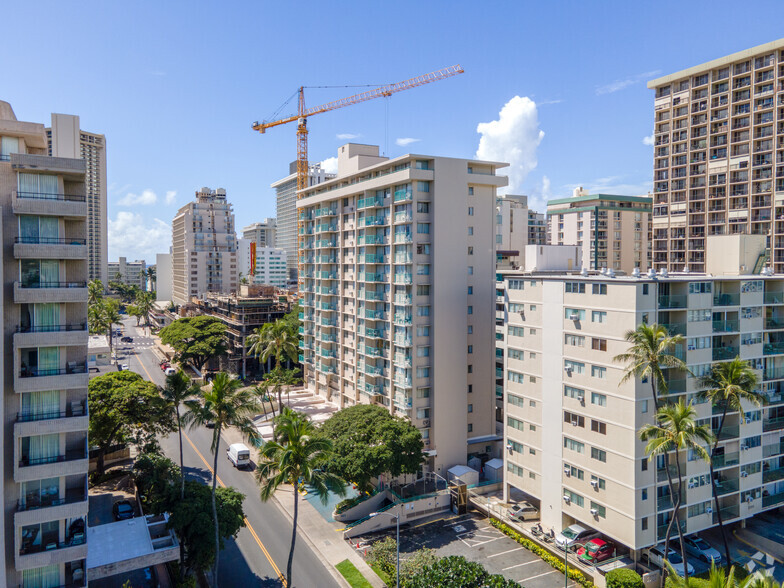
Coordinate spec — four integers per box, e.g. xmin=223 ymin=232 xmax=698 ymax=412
xmin=227 ymin=443 xmax=251 ymax=469
xmin=164 ymin=367 xmax=177 ymax=376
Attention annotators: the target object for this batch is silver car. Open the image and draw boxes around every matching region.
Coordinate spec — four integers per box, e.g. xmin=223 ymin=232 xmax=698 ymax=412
xmin=682 ymin=535 xmax=722 ymax=564
xmin=508 ymin=501 xmax=539 ymax=522
xmin=647 ymin=544 xmax=695 ymax=576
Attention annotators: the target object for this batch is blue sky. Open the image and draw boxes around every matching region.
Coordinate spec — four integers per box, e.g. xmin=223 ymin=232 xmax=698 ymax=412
xmin=3 ymin=1 xmax=784 ymax=261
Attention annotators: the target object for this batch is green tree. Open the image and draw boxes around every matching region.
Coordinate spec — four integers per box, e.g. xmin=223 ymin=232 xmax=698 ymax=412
xmin=147 ymin=266 xmax=157 ymax=291
xmin=400 ymin=555 xmax=518 ymax=588
xmin=614 ymin=323 xmax=689 ymax=410
xmin=247 ymin=318 xmax=298 ymax=373
xmin=88 ymin=371 xmax=175 ymax=475
xmin=662 ymin=560 xmax=779 ymax=588
xmin=126 ymin=303 xmax=143 ymax=326
xmin=639 ymin=400 xmax=714 ymax=583
xmin=135 ymin=290 xmax=155 ymax=329
xmin=88 ymin=279 xmax=104 ymax=305
xmin=88 ymin=298 xmax=122 ymax=365
xmin=261 ymin=367 xmax=301 ymax=416
xmin=698 ymin=357 xmax=764 ymax=568
xmin=160 ymin=316 xmax=228 ymax=372
xmin=185 ymin=373 xmax=260 ymax=586
xmin=606 ymin=568 xmax=645 ymax=588
xmin=161 ymin=370 xmax=201 ymax=500
xmin=399 ymin=547 xmax=439 ymax=585
xmin=132 ymin=451 xmax=181 ymax=513
xmin=318 ymin=404 xmax=424 ymax=493
xmin=256 ymin=409 xmax=345 ymax=588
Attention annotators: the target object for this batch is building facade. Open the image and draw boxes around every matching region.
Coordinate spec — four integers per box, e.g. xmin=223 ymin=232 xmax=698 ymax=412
xmin=647 ymin=39 xmax=784 ymax=273
xmin=501 ymin=260 xmax=784 ymax=557
xmin=272 ymin=162 xmax=335 ymax=281
xmin=547 ymin=188 xmax=652 ymax=273
xmin=155 ymin=253 xmax=172 ymax=302
xmin=1 ymin=101 xmax=89 ymax=587
xmin=107 ymin=257 xmax=146 ymax=290
xmin=298 ymin=143 xmax=507 ymax=473
xmin=46 ymin=114 xmax=107 ymax=287
xmin=241 ymin=218 xmax=277 ymax=248
xmin=171 ymin=188 xmax=238 ymax=306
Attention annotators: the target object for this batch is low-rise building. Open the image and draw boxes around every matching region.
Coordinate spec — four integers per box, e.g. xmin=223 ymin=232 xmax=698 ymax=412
xmin=107 ymin=256 xmax=147 ymax=289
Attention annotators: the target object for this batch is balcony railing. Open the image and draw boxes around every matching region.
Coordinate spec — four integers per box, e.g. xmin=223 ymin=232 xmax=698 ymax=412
xmin=16 ymin=192 xmax=86 ymax=202
xmin=712 ymin=425 xmax=739 ymax=440
xmin=16 ymin=323 xmax=86 ymax=333
xmin=658 ymin=294 xmax=688 ymax=309
xmin=19 ymin=448 xmax=87 ymax=468
xmin=764 ymin=292 xmax=784 ymax=304
xmin=17 ymin=281 xmax=87 ymax=289
xmin=763 ymin=467 xmax=784 ymax=483
xmin=713 ymin=346 xmax=738 ymax=361
xmin=17 ymin=491 xmax=86 ymax=512
xmin=20 ymin=364 xmax=88 ymax=378
xmin=662 ymin=322 xmax=687 ymax=336
xmin=713 ymin=451 xmax=740 ymax=468
xmin=712 ymin=504 xmax=740 ymax=524
xmin=714 ymin=293 xmax=740 ymax=306
xmin=14 ymin=237 xmax=87 ymax=246
xmin=713 ymin=320 xmax=739 ymax=333
xmin=20 ymin=533 xmax=86 ymax=556
xmin=17 ymin=402 xmax=86 ymax=423
xmin=763 ymin=417 xmax=784 ymax=432
xmin=763 ymin=491 xmax=784 ymax=508
xmin=764 ymin=343 xmax=784 ymax=355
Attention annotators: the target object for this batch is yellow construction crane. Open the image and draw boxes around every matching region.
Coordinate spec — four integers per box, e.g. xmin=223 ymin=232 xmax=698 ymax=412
xmin=252 ymin=64 xmax=464 ymax=194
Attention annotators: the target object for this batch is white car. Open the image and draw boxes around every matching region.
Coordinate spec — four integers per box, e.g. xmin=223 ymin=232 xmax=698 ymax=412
xmin=508 ymin=501 xmax=539 ymax=522
xmin=682 ymin=535 xmax=722 ymax=564
xmin=646 ymin=544 xmax=695 ymax=576
xmin=120 ymin=364 xmax=129 ymax=371
xmin=555 ymin=524 xmax=595 ymax=550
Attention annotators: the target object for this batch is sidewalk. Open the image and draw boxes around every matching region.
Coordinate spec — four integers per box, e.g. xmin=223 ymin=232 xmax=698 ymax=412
xmin=274 ymin=485 xmax=387 ymax=588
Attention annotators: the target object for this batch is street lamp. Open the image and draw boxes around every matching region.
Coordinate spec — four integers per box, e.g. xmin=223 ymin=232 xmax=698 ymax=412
xmin=369 ymin=511 xmax=399 ymax=588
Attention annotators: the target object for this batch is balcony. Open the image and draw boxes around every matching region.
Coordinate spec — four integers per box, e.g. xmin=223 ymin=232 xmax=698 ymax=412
xmin=764 ymin=343 xmax=784 ymax=355
xmin=712 ymin=504 xmax=740 ymax=524
xmin=714 ymin=293 xmax=740 ymax=306
xmin=12 ymin=190 xmax=87 ymax=218
xmin=662 ymin=322 xmax=687 ymax=336
xmin=713 ymin=346 xmax=738 ymax=361
xmin=714 ymin=477 xmax=740 ymax=496
xmin=713 ymin=320 xmax=739 ymax=333
xmin=15 ymin=446 xmax=89 ymax=483
xmin=763 ymin=417 xmax=784 ymax=432
xmin=765 ymin=318 xmax=784 ymax=329
xmin=15 ymin=486 xmax=88 ymax=527
xmin=713 ymin=451 xmax=740 ymax=468
xmin=658 ymin=294 xmax=687 ymax=309
xmin=763 ymin=491 xmax=784 ymax=508
xmin=763 ymin=467 xmax=784 ymax=483
xmin=14 ymin=282 xmax=87 ymax=304
xmin=16 ymin=534 xmax=87 ymax=572
xmin=15 ymin=401 xmax=88 ymax=438
xmin=15 ymin=364 xmax=89 ymax=394
xmin=14 ymin=325 xmax=88 ymax=351
xmin=14 ymin=237 xmax=87 ymax=260
xmin=713 ymin=424 xmax=739 ymax=440
xmin=764 ymin=292 xmax=784 ymax=304
xmin=765 ymin=367 xmax=784 ymax=381
xmin=394 ymin=189 xmax=412 ymax=202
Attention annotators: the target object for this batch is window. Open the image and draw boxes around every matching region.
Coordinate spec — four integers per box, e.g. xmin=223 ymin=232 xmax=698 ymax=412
xmin=468 ymin=424 xmax=473 ymax=432
xmin=416 ymin=306 xmax=430 ymax=317
xmin=591 ymin=366 xmax=606 ymax=379
xmin=467 ymin=306 xmax=473 ymax=315
xmin=591 ymin=447 xmax=607 ymax=462
xmin=416 ymin=367 xmax=430 ymax=378
xmin=416 ymin=223 xmax=430 ymax=234
xmin=565 ymin=282 xmax=586 ymax=293
xmin=563 ymin=489 xmax=584 ymax=507
xmin=509 ymin=440 xmax=524 ymax=453
xmin=468 ymin=227 xmax=474 ymax=236
xmin=509 ymin=326 xmax=525 ymax=337
xmin=565 ymin=334 xmax=585 ymax=347
xmin=467 ymin=326 xmax=473 ymax=334
xmin=508 ymin=348 xmax=525 ymax=360
xmin=564 ymin=437 xmax=584 ymax=453
xmin=468 ymin=207 xmax=474 ymax=216
xmin=591 ymin=338 xmax=607 ymax=351
xmin=592 ymin=311 xmax=607 ymax=323
xmin=468 ymin=187 xmax=474 ymax=195
xmin=564 ymin=386 xmax=584 ymax=400
xmin=564 ymin=308 xmax=586 ymax=320
xmin=507 ymin=462 xmax=524 ymax=477
xmin=591 ymin=475 xmax=606 ymax=490
xmin=688 ymin=309 xmax=711 ymax=322
xmin=416 ymin=408 xmax=430 ymax=419
xmin=642 ymin=488 xmax=648 ymax=501
xmin=467 ymin=345 xmax=473 ymax=354
xmin=417 ymin=201 xmax=430 ymax=213
xmin=592 ymin=284 xmax=607 ymax=295
xmin=529 ymin=400 xmax=536 ymax=407
xmin=417 ymin=387 xmax=430 ymax=398
xmin=416 ymin=325 xmax=430 ymax=337
xmin=467 ymin=246 xmax=473 ymax=255
xmin=507 ymin=370 xmax=526 ymax=384
xmin=508 ymin=279 xmax=524 ymax=290
xmin=468 ymin=266 xmax=474 ymax=275
xmin=643 ymin=284 xmax=649 ymax=295
xmin=416 ymin=243 xmax=431 ymax=254
xmin=468 ymin=404 xmax=473 ymax=413
xmin=564 ymin=360 xmax=585 ymax=374
xmin=508 ymin=416 xmax=525 ymax=431
xmin=591 ymin=392 xmax=606 ymax=406
xmin=642 ymin=458 xmax=648 ymax=471
xmin=529 ymin=328 xmax=536 ymax=335
xmin=508 ymin=394 xmax=525 ymax=408
xmin=642 ymin=518 xmax=648 ymax=531
xmin=467 ymin=364 xmax=472 ymax=373
xmin=590 ymin=502 xmax=606 ymax=518
xmin=564 ymin=411 xmax=585 ymax=427
xmin=417 ymin=284 xmax=430 ymax=296
xmin=416 ymin=264 xmax=430 ymax=275
xmin=591 ymin=420 xmax=607 ymax=435
xmin=467 ymin=286 xmax=473 ymax=295
xmin=416 ymin=346 xmax=430 ymax=357
xmin=468 ymin=384 xmax=472 ymax=393
xmin=689 ymin=282 xmax=712 ymax=294
xmin=564 ymin=464 xmax=584 ymax=480
xmin=641 ymin=399 xmax=649 ymax=414
xmin=529 ymin=447 xmax=536 ymax=455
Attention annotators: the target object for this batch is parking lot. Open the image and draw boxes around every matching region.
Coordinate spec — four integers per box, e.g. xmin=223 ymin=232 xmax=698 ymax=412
xmin=358 ymin=512 xmax=573 ymax=588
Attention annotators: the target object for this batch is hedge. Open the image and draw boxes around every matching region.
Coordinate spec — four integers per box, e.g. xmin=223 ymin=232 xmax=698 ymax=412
xmin=606 ymin=568 xmax=644 ymax=588
xmin=489 ymin=519 xmax=594 ymax=588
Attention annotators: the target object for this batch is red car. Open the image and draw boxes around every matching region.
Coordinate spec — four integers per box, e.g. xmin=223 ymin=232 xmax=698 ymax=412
xmin=577 ymin=538 xmax=615 ymax=564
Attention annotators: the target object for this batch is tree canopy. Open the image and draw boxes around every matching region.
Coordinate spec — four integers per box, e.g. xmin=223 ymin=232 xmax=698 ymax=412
xmin=400 ymin=555 xmax=518 ymax=588
xmin=318 ymin=404 xmax=424 ymax=493
xmin=133 ymin=451 xmax=181 ymax=514
xmin=159 ymin=316 xmax=228 ymax=371
xmin=88 ymin=371 xmax=175 ymax=474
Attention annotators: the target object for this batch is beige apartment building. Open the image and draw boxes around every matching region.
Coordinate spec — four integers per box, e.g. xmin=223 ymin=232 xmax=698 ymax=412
xmin=547 ymin=188 xmax=652 ymax=273
xmin=107 ymin=256 xmax=146 ymax=290
xmin=648 ymin=38 xmax=784 ymax=273
xmin=0 ymin=101 xmax=89 ymax=587
xmin=171 ymin=187 xmax=238 ymax=306
xmin=46 ymin=114 xmax=107 ymax=287
xmin=273 ymin=162 xmax=335 ymax=281
xmin=501 ymin=239 xmax=784 ymax=557
xmin=495 ymin=195 xmax=547 ymax=269
xmin=241 ymin=218 xmax=277 ymax=248
xmin=298 ymin=143 xmax=507 ymax=472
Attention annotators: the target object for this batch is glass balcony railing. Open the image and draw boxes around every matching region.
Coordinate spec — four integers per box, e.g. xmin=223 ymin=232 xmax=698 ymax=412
xmin=763 ymin=417 xmax=784 ymax=432
xmin=713 ymin=425 xmax=739 ymax=440
xmin=714 ymin=293 xmax=740 ymax=306
xmin=763 ymin=491 xmax=784 ymax=508
xmin=713 ymin=346 xmax=738 ymax=360
xmin=713 ymin=320 xmax=739 ymax=333
xmin=712 ymin=504 xmax=740 ymax=524
xmin=713 ymin=451 xmax=740 ymax=468
xmin=394 ymin=189 xmax=412 ymax=202
xmin=764 ymin=366 xmax=784 ymax=381
xmin=658 ymin=294 xmax=688 ymax=308
xmin=764 ymin=343 xmax=784 ymax=355
xmin=662 ymin=322 xmax=687 ymax=336
xmin=764 ymin=292 xmax=784 ymax=304
xmin=714 ymin=477 xmax=740 ymax=496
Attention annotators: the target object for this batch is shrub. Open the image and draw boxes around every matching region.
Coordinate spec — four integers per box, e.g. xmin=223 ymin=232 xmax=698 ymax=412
xmin=606 ymin=568 xmax=644 ymax=588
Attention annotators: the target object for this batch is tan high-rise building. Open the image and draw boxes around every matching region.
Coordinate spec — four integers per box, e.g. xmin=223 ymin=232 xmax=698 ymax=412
xmin=298 ymin=143 xmax=507 ymax=472
xmin=0 ymin=101 xmax=89 ymax=587
xmin=495 ymin=195 xmax=547 ymax=269
xmin=648 ymin=38 xmax=784 ymax=273
xmin=107 ymin=256 xmax=147 ymax=290
xmin=241 ymin=218 xmax=277 ymax=248
xmin=171 ymin=187 xmax=238 ymax=306
xmin=46 ymin=114 xmax=107 ymax=287
xmin=547 ymin=188 xmax=652 ymax=273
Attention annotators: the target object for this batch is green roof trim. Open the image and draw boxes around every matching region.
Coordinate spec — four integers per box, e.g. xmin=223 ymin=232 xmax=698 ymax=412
xmin=546 ymin=205 xmax=651 ymax=215
xmin=547 ymin=194 xmax=652 ymax=207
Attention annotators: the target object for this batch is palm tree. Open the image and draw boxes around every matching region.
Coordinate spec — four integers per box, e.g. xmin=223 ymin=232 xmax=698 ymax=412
xmin=665 ymin=560 xmax=779 ymax=588
xmin=185 ymin=373 xmax=260 ymax=587
xmin=134 ymin=290 xmax=155 ymax=330
xmin=699 ymin=357 xmax=765 ymax=568
xmin=247 ymin=320 xmax=298 ymax=374
xmin=615 ymin=323 xmax=689 ymax=411
xmin=88 ymin=279 xmax=104 ymax=305
xmin=89 ymin=299 xmax=122 ymax=365
xmin=639 ymin=400 xmax=714 ymax=584
xmin=147 ymin=266 xmax=156 ymax=292
xmin=256 ymin=409 xmax=345 ymax=587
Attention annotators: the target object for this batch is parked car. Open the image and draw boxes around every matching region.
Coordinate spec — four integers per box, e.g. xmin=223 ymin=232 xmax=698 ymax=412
xmin=555 ymin=524 xmax=595 ymax=550
xmin=164 ymin=367 xmax=177 ymax=376
xmin=119 ymin=364 xmax=129 ymax=371
xmin=681 ymin=535 xmax=722 ymax=564
xmin=160 ymin=362 xmax=170 ymax=371
xmin=112 ymin=500 xmax=134 ymax=521
xmin=508 ymin=501 xmax=539 ymax=522
xmin=121 ymin=336 xmax=133 ymax=343
xmin=227 ymin=443 xmax=251 ymax=469
xmin=577 ymin=538 xmax=615 ymax=564
xmin=646 ymin=544 xmax=695 ymax=576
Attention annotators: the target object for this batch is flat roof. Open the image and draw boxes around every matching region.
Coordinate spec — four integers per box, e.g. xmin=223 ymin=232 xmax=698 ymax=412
xmin=547 ymin=193 xmax=652 ymax=207
xmin=88 ymin=335 xmax=109 ymax=350
xmin=648 ymin=38 xmax=784 ymax=88
xmin=500 ymin=269 xmax=778 ymax=283
xmin=87 ymin=516 xmax=175 ymax=569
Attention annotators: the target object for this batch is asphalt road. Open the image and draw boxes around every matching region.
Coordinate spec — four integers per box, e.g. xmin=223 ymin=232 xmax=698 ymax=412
xmin=119 ymin=317 xmax=340 ymax=588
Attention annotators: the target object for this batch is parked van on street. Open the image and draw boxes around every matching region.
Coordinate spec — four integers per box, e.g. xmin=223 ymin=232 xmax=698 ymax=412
xmin=227 ymin=443 xmax=251 ymax=469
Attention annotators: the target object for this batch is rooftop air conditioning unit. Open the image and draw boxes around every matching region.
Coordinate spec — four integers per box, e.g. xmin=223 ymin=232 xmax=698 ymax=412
xmin=570 ymin=313 xmax=580 ymax=321
xmin=590 ymin=480 xmax=599 ymax=489
xmin=563 ymin=495 xmax=571 ymax=504
xmin=590 ymin=508 xmax=599 ymax=516
xmin=706 ymin=506 xmax=713 ymax=513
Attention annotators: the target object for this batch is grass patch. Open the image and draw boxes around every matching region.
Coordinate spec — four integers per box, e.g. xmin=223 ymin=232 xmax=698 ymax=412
xmin=369 ymin=561 xmax=394 ymax=587
xmin=336 ymin=559 xmax=373 ymax=588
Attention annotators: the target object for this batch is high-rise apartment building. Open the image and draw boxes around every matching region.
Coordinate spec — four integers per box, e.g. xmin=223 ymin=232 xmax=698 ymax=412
xmin=46 ymin=114 xmax=107 ymax=287
xmin=171 ymin=187 xmax=238 ymax=306
xmin=648 ymin=39 xmax=784 ymax=273
xmin=155 ymin=252 xmax=172 ymax=302
xmin=107 ymin=256 xmax=147 ymax=290
xmin=241 ymin=218 xmax=277 ymax=248
xmin=272 ymin=162 xmax=335 ymax=281
xmin=547 ymin=188 xmax=652 ymax=273
xmin=298 ymin=143 xmax=507 ymax=472
xmin=1 ymin=101 xmax=89 ymax=587
xmin=500 ymin=239 xmax=784 ymax=559
xmin=238 ymin=240 xmax=288 ymax=287
xmin=527 ymin=209 xmax=548 ymax=246
xmin=495 ymin=195 xmax=548 ymax=269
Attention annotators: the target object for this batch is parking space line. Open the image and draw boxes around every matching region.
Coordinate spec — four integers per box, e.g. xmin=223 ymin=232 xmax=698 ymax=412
xmin=524 ymin=570 xmax=560 ymax=581
xmin=488 ymin=547 xmax=524 ymax=558
xmin=502 ymin=559 xmax=541 ymax=571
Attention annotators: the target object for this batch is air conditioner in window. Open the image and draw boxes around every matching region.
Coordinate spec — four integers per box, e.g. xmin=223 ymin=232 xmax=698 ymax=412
xmin=506 ymin=443 xmax=513 ymax=451
xmin=590 ymin=480 xmax=599 ymax=489
xmin=741 ymin=444 xmax=749 ymax=451
xmin=565 ymin=367 xmax=573 ymax=375
xmin=578 ymin=394 xmax=585 ymax=404
xmin=563 ymin=495 xmax=571 ymax=503
xmin=422 ymin=419 xmax=431 ymax=427
xmin=747 ymin=495 xmax=754 ymax=503
xmin=688 ymin=482 xmax=696 ymax=489
xmin=564 ymin=466 xmax=571 ymax=476
xmin=570 ymin=313 xmax=580 ymax=321
xmin=706 ymin=506 xmax=713 ymax=513
xmin=590 ymin=508 xmax=599 ymax=516
xmin=741 ymin=470 xmax=748 ymax=478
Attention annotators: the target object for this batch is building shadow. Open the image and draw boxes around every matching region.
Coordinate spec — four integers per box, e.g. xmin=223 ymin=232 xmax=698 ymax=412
xmin=219 ymin=535 xmax=283 ymax=587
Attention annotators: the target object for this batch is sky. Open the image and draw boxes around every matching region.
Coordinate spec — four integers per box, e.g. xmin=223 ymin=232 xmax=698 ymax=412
xmin=3 ymin=1 xmax=784 ymax=262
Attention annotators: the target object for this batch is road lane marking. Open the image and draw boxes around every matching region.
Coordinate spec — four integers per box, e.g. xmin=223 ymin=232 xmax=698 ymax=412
xmin=183 ymin=432 xmax=287 ymax=585
xmin=489 ymin=547 xmax=524 ymax=558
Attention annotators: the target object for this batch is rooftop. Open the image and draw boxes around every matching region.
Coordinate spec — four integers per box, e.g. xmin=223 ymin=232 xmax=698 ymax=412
xmin=499 ymin=268 xmax=779 ymax=284
xmin=547 ymin=193 xmax=652 ymax=207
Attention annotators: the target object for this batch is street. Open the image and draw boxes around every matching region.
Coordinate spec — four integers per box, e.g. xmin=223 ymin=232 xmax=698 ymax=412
xmin=118 ymin=317 xmax=340 ymax=588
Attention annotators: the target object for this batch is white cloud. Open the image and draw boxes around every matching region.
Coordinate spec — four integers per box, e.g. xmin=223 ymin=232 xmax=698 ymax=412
xmin=118 ymin=189 xmax=158 ymax=206
xmin=526 ymin=175 xmax=552 ymax=212
xmin=395 ymin=137 xmax=421 ymax=147
xmin=541 ymin=176 xmax=551 ymax=200
xmin=595 ymin=70 xmax=661 ymax=95
xmin=336 ymin=133 xmax=360 ymax=140
xmin=320 ymin=156 xmax=338 ymax=174
xmin=164 ymin=190 xmax=177 ymax=205
xmin=642 ymin=134 xmax=655 ymax=146
xmin=108 ymin=212 xmax=171 ymax=260
xmin=476 ymin=96 xmax=545 ymax=198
